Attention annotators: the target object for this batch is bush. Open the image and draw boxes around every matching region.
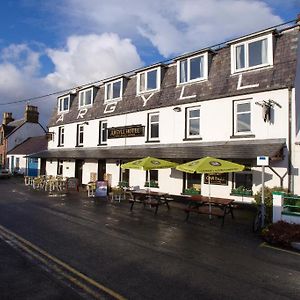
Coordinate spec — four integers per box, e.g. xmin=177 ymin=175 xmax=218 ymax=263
xmin=262 ymin=221 xmax=300 ymax=247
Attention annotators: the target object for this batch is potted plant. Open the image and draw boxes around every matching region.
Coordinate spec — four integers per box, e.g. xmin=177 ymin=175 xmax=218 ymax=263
xmin=144 ymin=180 xmax=159 ymax=188
xmin=183 ymin=187 xmax=201 ymax=195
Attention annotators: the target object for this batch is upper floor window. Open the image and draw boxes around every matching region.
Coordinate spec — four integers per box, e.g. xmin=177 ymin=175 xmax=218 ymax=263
xmin=186 ymin=106 xmax=201 ymax=138
xmin=137 ymin=67 xmax=161 ymax=94
xmin=58 ymin=126 xmax=64 ymax=147
xmin=105 ymin=79 xmax=122 ymax=102
xmin=76 ymin=124 xmax=84 ymax=147
xmin=58 ymin=95 xmax=70 ymax=113
xmin=234 ymin=100 xmax=251 ymax=134
xmin=177 ymin=53 xmax=208 ymax=84
xmin=147 ymin=112 xmax=159 ymax=141
xmin=231 ymin=33 xmax=273 ymax=73
xmin=98 ymin=120 xmax=107 ymax=145
xmin=79 ymin=88 xmax=93 ymax=108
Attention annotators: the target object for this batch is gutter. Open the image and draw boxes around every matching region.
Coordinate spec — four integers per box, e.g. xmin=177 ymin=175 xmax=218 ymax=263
xmin=288 ymin=87 xmax=293 ymax=193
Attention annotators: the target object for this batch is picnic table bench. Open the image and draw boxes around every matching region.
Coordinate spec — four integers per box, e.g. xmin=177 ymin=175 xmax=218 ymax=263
xmin=183 ymin=195 xmax=235 ymax=226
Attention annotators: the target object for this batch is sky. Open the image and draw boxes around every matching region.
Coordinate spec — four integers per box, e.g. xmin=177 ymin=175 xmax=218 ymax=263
xmin=0 ymin=0 xmax=299 ymax=127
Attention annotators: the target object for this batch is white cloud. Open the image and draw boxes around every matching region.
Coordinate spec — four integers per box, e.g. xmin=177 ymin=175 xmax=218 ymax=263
xmin=45 ymin=33 xmax=143 ymax=89
xmin=60 ymin=0 xmax=283 ymax=57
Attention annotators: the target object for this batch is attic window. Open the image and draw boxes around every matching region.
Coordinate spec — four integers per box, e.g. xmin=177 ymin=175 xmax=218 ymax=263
xmin=231 ymin=33 xmax=273 ymax=73
xmin=58 ymin=95 xmax=70 ymax=113
xmin=177 ymin=53 xmax=208 ymax=85
xmin=79 ymin=88 xmax=93 ymax=108
xmin=105 ymin=79 xmax=123 ymax=102
xmin=137 ymin=67 xmax=161 ymax=94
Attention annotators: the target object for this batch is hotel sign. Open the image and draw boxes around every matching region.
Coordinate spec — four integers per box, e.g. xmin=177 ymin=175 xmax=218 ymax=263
xmin=108 ymin=125 xmax=145 ymax=139
xmin=204 ymin=173 xmax=228 ymax=186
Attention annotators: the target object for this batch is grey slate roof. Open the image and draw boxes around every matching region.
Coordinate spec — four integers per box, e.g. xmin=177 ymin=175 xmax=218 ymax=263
xmin=29 ymin=138 xmax=285 ymax=160
xmin=48 ymin=26 xmax=299 ymax=127
xmin=8 ymin=136 xmax=48 ymax=155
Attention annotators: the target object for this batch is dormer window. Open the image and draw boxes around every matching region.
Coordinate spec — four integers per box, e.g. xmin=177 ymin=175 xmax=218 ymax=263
xmin=58 ymin=95 xmax=70 ymax=113
xmin=105 ymin=79 xmax=123 ymax=102
xmin=79 ymin=88 xmax=93 ymax=108
xmin=231 ymin=33 xmax=273 ymax=73
xmin=137 ymin=67 xmax=161 ymax=94
xmin=177 ymin=53 xmax=208 ymax=85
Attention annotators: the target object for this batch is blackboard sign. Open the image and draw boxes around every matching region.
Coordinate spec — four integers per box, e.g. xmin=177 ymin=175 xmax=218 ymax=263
xmin=95 ymin=181 xmax=108 ymax=197
xmin=108 ymin=125 xmax=145 ymax=139
xmin=204 ymin=173 xmax=228 ymax=186
xmin=66 ymin=177 xmax=79 ymax=191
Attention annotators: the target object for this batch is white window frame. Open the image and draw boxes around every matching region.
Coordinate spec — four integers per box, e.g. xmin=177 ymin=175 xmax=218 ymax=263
xmin=186 ymin=106 xmax=201 ymax=139
xmin=234 ymin=99 xmax=252 ymax=135
xmin=148 ymin=112 xmax=159 ymax=141
xmin=104 ymin=79 xmax=123 ymax=102
xmin=137 ymin=67 xmax=161 ymax=95
xmin=231 ymin=33 xmax=273 ymax=74
xmin=177 ymin=53 xmax=208 ymax=85
xmin=99 ymin=120 xmax=108 ymax=145
xmin=78 ymin=88 xmax=94 ymax=108
xmin=77 ymin=124 xmax=84 ymax=146
xmin=57 ymin=95 xmax=70 ymax=113
xmin=58 ymin=126 xmax=65 ymax=147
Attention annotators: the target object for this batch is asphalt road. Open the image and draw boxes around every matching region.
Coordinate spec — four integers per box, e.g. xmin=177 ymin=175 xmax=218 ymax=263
xmin=0 ymin=177 xmax=299 ymax=299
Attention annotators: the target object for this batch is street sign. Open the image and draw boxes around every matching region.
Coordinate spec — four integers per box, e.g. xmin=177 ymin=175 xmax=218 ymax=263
xmin=257 ymin=156 xmax=269 ymax=166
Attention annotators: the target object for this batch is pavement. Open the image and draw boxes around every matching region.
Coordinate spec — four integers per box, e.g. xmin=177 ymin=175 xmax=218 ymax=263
xmin=0 ymin=177 xmax=299 ymax=300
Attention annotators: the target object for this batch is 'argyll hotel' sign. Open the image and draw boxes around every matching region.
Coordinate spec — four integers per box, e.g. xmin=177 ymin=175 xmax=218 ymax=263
xmin=108 ymin=125 xmax=145 ymax=139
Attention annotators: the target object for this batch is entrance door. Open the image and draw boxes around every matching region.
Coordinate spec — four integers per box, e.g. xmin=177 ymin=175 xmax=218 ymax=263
xmin=97 ymin=159 xmax=106 ymax=181
xmin=28 ymin=158 xmax=38 ymax=177
xmin=75 ymin=160 xmax=84 ymax=185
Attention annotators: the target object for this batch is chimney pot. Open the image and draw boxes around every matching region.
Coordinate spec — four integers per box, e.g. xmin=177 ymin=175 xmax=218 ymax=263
xmin=2 ymin=112 xmax=14 ymax=125
xmin=24 ymin=105 xmax=39 ymax=123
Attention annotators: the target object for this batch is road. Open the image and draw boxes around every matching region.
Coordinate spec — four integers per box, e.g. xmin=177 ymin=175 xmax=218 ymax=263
xmin=0 ymin=177 xmax=299 ymax=299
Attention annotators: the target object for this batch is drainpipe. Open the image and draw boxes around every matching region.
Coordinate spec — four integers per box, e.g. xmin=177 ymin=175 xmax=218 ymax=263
xmin=288 ymin=86 xmax=293 ymax=193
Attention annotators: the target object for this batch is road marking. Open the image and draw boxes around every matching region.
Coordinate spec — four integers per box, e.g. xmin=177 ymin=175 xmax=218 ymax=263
xmin=0 ymin=224 xmax=126 ymax=300
xmin=260 ymin=242 xmax=300 ymax=256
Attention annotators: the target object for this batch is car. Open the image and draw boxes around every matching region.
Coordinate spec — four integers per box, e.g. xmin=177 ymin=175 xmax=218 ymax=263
xmin=0 ymin=168 xmax=12 ymax=179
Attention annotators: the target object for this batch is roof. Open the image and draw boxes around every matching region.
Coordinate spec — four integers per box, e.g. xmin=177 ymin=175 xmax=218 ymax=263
xmin=8 ymin=136 xmax=48 ymax=155
xmin=48 ymin=25 xmax=299 ymax=128
xmin=28 ymin=138 xmax=285 ymax=161
xmin=1 ymin=119 xmax=25 ymax=137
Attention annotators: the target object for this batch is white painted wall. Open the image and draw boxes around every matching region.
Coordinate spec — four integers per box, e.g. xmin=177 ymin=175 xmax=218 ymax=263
xmin=82 ymin=160 xmax=98 ymax=184
xmin=46 ymin=160 xmax=58 ymax=176
xmin=7 ymin=154 xmax=27 ymax=174
xmin=7 ymin=123 xmax=45 ymax=151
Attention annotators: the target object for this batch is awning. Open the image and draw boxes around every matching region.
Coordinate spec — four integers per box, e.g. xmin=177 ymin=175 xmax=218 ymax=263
xmin=28 ymin=138 xmax=286 ymax=161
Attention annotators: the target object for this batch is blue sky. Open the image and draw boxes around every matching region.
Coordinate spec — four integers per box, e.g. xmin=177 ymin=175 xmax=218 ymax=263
xmin=0 ymin=0 xmax=299 ymax=124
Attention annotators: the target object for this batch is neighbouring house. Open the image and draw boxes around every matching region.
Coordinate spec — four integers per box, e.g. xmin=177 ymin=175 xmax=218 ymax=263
xmin=30 ymin=16 xmax=300 ymax=204
xmin=7 ymin=135 xmax=48 ymax=176
xmin=0 ymin=105 xmax=45 ymax=170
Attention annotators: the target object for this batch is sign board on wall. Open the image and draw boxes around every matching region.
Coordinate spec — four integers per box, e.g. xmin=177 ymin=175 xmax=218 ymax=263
xmin=204 ymin=173 xmax=228 ymax=185
xmin=107 ymin=125 xmax=145 ymax=139
xmin=95 ymin=181 xmax=108 ymax=197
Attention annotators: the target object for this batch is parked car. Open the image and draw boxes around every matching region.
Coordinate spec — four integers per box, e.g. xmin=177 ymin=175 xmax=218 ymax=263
xmin=0 ymin=168 xmax=12 ymax=179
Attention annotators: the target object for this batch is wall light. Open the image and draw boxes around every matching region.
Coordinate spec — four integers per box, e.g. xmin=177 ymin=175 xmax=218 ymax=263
xmin=173 ymin=107 xmax=181 ymax=112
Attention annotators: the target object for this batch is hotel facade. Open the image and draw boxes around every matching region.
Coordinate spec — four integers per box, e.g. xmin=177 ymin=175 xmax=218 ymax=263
xmin=32 ymin=20 xmax=300 ymax=202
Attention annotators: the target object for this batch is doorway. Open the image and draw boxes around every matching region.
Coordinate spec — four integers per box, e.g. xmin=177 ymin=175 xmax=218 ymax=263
xmin=75 ymin=159 xmax=84 ymax=185
xmin=97 ymin=159 xmax=106 ymax=181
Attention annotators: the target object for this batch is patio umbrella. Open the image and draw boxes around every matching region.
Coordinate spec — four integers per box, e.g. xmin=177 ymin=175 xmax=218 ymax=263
xmin=121 ymin=156 xmax=178 ymax=189
xmin=176 ymin=156 xmax=245 ymax=217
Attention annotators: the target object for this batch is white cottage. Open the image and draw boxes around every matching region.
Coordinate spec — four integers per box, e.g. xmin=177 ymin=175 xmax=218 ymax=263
xmin=32 ymin=19 xmax=300 ymax=203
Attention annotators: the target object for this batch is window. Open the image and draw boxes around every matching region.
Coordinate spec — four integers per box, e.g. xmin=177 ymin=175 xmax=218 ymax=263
xmin=148 ymin=113 xmax=159 ymax=141
xmin=231 ymin=33 xmax=273 ymax=73
xmin=16 ymin=157 xmax=20 ymax=169
xmin=57 ymin=160 xmax=63 ymax=175
xmin=99 ymin=120 xmax=107 ymax=145
xmin=105 ymin=79 xmax=122 ymax=102
xmin=177 ymin=53 xmax=208 ymax=84
xmin=79 ymin=88 xmax=93 ymax=108
xmin=187 ymin=173 xmax=201 ymax=191
xmin=234 ymin=171 xmax=252 ymax=191
xmin=137 ymin=67 xmax=161 ymax=94
xmin=186 ymin=106 xmax=201 ymax=138
xmin=234 ymin=100 xmax=251 ymax=134
xmin=58 ymin=126 xmax=64 ymax=147
xmin=146 ymin=170 xmax=158 ymax=187
xmin=76 ymin=124 xmax=84 ymax=146
xmin=58 ymin=95 xmax=70 ymax=113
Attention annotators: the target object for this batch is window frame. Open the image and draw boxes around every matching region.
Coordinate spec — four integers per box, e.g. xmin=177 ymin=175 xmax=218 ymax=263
xmin=233 ymin=170 xmax=253 ymax=191
xmin=104 ymin=79 xmax=123 ymax=102
xmin=177 ymin=52 xmax=208 ymax=85
xmin=57 ymin=160 xmax=63 ymax=176
xmin=231 ymin=33 xmax=273 ymax=74
xmin=78 ymin=87 xmax=94 ymax=108
xmin=76 ymin=124 xmax=84 ymax=147
xmin=58 ymin=126 xmax=65 ymax=147
xmin=137 ymin=67 xmax=161 ymax=95
xmin=57 ymin=95 xmax=70 ymax=113
xmin=98 ymin=120 xmax=108 ymax=146
xmin=234 ymin=99 xmax=252 ymax=135
xmin=186 ymin=106 xmax=201 ymax=139
xmin=147 ymin=112 xmax=160 ymax=142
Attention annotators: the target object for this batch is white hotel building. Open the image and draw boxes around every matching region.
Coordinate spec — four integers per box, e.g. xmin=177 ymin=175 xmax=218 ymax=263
xmin=32 ymin=20 xmax=300 ymax=202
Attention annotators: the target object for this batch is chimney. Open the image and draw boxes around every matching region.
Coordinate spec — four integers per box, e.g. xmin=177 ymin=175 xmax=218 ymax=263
xmin=2 ymin=112 xmax=14 ymax=125
xmin=24 ymin=105 xmax=39 ymax=123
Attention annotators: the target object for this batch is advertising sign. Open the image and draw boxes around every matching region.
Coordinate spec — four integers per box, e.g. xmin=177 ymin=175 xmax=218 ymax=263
xmin=108 ymin=125 xmax=145 ymax=139
xmin=204 ymin=173 xmax=228 ymax=185
xmin=95 ymin=181 xmax=108 ymax=197
xmin=66 ymin=177 xmax=79 ymax=192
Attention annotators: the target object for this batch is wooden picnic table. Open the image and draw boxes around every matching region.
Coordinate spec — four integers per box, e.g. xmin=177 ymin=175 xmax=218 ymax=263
xmin=183 ymin=195 xmax=235 ymax=226
xmin=129 ymin=190 xmax=173 ymax=215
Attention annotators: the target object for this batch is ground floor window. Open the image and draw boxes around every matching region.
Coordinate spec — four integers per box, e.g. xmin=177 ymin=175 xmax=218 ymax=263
xmin=120 ymin=168 xmax=129 ymax=187
xmin=232 ymin=171 xmax=253 ymax=195
xmin=145 ymin=170 xmax=159 ymax=188
xmin=186 ymin=173 xmax=201 ymax=193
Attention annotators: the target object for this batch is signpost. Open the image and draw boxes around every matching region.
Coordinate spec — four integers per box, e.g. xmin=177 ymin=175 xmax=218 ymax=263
xmin=257 ymin=156 xmax=269 ymax=227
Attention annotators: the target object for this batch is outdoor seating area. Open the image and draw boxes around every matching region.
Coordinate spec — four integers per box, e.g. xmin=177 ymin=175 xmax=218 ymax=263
xmin=24 ymin=175 xmax=67 ymax=192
